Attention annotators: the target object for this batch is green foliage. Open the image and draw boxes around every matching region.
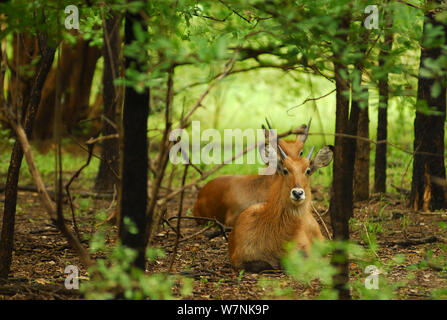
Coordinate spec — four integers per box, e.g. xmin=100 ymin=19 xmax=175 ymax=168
xmin=0 ymin=0 xmax=101 ymax=45
xmin=81 ymin=227 xmax=193 ymax=300
xmin=282 ymin=240 xmax=337 ymax=288
xmin=431 ymin=288 xmax=447 ymax=299
xmin=237 ymin=269 xmax=245 ymax=283
xmin=79 ymin=5 xmax=103 ymax=47
xmin=0 ymin=127 xmax=14 ymax=147
xmin=257 ymin=277 xmax=295 ymax=299
xmin=350 ymin=215 xmax=382 ymax=258
xmin=274 ymin=239 xmax=401 ymax=300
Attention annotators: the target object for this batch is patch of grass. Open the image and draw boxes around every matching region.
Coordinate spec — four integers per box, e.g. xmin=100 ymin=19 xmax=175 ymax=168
xmin=0 ymin=143 xmax=99 ymax=190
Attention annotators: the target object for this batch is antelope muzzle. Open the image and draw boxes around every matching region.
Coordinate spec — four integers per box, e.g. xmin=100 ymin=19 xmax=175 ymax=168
xmin=290 ymin=187 xmax=305 ymax=202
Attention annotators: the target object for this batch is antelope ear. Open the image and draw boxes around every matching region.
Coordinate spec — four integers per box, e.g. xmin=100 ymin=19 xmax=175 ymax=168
xmin=309 ymin=145 xmax=334 ymax=175
xmin=296 ymin=124 xmax=308 ymax=143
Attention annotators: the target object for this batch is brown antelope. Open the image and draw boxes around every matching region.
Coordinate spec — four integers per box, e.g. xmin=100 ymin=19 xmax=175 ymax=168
xmin=192 ymin=121 xmax=311 ymax=227
xmin=228 ymin=142 xmax=333 ymax=272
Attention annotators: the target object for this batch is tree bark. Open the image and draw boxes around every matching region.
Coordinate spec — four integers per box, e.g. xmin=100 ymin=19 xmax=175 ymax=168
xmin=410 ymin=7 xmax=447 ymax=211
xmin=354 ymin=86 xmax=370 ymax=201
xmin=95 ymin=14 xmax=121 ymax=192
xmin=374 ymin=22 xmax=393 ymax=194
xmin=119 ymin=10 xmax=150 ymax=271
xmin=0 ymin=37 xmax=55 ymax=279
xmin=329 ymin=13 xmax=358 ymax=300
xmin=33 ymin=38 xmax=101 ymax=141
xmin=3 ymin=34 xmax=39 ymax=124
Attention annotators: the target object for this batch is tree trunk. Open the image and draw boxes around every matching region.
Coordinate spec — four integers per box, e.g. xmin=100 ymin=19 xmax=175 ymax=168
xmin=33 ymin=38 xmax=101 ymax=141
xmin=119 ymin=10 xmax=150 ymax=271
xmin=410 ymin=7 xmax=447 ymax=211
xmin=3 ymin=34 xmax=39 ymax=123
xmin=329 ymin=13 xmax=358 ymax=300
xmin=0 ymin=38 xmax=55 ymax=279
xmin=95 ymin=14 xmax=121 ymax=192
xmin=374 ymin=24 xmax=393 ymax=194
xmin=64 ymin=41 xmax=101 ymax=134
xmin=354 ymin=86 xmax=370 ymax=201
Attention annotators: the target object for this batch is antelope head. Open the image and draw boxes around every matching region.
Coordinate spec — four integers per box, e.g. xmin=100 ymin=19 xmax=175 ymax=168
xmin=275 ymin=143 xmax=334 ymax=207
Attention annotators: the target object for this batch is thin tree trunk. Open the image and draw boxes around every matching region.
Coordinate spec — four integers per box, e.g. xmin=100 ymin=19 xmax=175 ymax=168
xmin=0 ymin=37 xmax=55 ymax=279
xmin=95 ymin=14 xmax=121 ymax=192
xmin=411 ymin=6 xmax=447 ymax=211
xmin=329 ymin=10 xmax=359 ymax=300
xmin=374 ymin=23 xmax=393 ymax=194
xmin=354 ymin=86 xmax=370 ymax=201
xmin=119 ymin=10 xmax=150 ymax=271
xmin=5 ymin=34 xmax=39 ymax=122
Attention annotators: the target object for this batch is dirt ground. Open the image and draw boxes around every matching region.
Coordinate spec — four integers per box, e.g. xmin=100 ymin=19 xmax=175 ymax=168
xmin=0 ymin=184 xmax=446 ymax=300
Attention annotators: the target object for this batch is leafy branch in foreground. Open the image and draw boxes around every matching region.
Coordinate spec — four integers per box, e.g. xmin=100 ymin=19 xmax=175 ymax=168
xmin=81 ymin=226 xmax=193 ymax=300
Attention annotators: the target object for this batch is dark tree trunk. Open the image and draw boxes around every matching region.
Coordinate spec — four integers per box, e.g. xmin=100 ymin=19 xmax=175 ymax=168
xmin=0 ymin=38 xmax=55 ymax=279
xmin=354 ymin=86 xmax=370 ymax=201
xmin=374 ymin=28 xmax=393 ymax=194
xmin=410 ymin=8 xmax=447 ymax=211
xmin=95 ymin=14 xmax=121 ymax=192
xmin=119 ymin=10 xmax=150 ymax=271
xmin=329 ymin=13 xmax=359 ymax=300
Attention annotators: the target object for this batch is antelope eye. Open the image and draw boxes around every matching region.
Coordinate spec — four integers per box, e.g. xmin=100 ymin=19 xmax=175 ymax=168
xmin=299 ymin=150 xmax=303 ymax=157
xmin=283 ymin=168 xmax=289 ymax=175
xmin=305 ymin=168 xmax=311 ymax=175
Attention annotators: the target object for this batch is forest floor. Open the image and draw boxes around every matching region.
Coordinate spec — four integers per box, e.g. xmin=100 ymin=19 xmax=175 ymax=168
xmin=0 ymin=183 xmax=446 ymax=300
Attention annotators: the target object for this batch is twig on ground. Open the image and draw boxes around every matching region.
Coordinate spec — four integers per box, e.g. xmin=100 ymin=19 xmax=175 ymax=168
xmin=174 ymin=224 xmax=214 ymax=245
xmin=379 ymin=235 xmax=447 ymax=248
xmin=65 ymin=144 xmax=94 ymax=241
xmin=161 ymin=218 xmax=183 ymax=238
xmin=167 ymin=216 xmax=229 ymax=241
xmin=0 ymin=184 xmax=114 ymax=199
xmin=168 ymin=164 xmax=189 ymax=272
xmin=311 ymin=203 xmax=332 ymax=240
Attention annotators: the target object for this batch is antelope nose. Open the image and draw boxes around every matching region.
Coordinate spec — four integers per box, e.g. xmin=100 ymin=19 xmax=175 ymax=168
xmin=291 ymin=188 xmax=305 ymax=201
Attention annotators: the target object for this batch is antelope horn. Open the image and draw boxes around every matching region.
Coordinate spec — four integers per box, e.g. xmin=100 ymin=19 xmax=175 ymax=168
xmin=265 ymin=118 xmax=280 ymax=144
xmin=301 ymin=118 xmax=312 ymax=142
xmin=307 ymin=146 xmax=315 ymax=160
xmin=278 ymin=144 xmax=287 ymax=159
xmin=265 ymin=118 xmax=273 ymax=131
xmin=264 ymin=118 xmax=286 ymax=159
